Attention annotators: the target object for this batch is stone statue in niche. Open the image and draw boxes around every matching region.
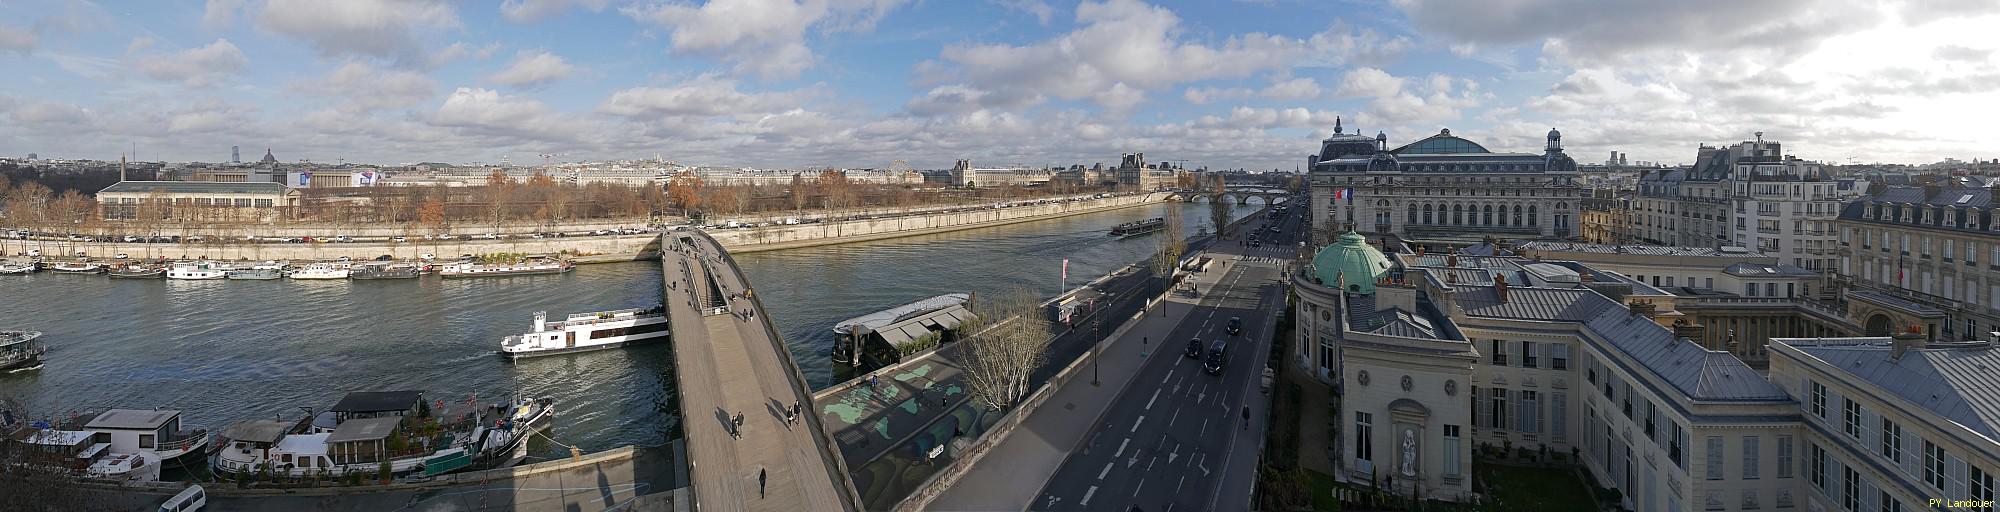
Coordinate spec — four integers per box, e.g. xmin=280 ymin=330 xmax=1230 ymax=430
xmin=1400 ymin=428 xmax=1418 ymax=476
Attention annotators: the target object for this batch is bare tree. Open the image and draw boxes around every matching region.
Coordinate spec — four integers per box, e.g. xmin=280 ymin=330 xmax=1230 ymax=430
xmin=0 ymin=394 xmax=112 ymax=511
xmin=483 ymin=170 xmax=516 ymax=231
xmin=789 ymin=174 xmax=807 ymax=218
xmin=961 ymin=288 xmax=1054 ymax=411
xmin=1153 ymin=201 xmax=1186 ymax=277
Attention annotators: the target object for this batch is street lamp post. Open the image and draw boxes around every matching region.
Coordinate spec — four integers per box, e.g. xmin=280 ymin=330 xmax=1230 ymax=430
xmin=1092 ymin=315 xmax=1101 ymax=386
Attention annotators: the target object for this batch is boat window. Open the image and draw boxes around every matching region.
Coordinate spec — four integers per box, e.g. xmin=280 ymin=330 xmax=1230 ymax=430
xmin=140 ymin=434 xmax=155 ymax=449
xmin=281 ymin=453 xmax=292 ymax=464
xmin=300 ymin=457 xmax=312 ymax=468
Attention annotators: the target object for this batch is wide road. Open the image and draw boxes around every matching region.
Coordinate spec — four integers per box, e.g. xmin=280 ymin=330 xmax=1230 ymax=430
xmin=662 ymin=231 xmax=861 ymax=512
xmin=1031 ymin=199 xmax=1308 ymax=511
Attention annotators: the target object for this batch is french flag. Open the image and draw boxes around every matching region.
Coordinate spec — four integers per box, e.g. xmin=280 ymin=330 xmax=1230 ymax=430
xmin=1333 ymin=188 xmax=1354 ymax=202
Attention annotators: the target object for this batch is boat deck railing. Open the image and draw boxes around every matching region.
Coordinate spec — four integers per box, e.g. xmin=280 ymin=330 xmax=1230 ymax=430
xmin=156 ymin=429 xmax=209 ymax=452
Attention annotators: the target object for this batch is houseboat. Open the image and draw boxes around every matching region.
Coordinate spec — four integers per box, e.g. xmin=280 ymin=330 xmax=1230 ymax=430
xmin=830 ymin=293 xmax=974 ymax=366
xmin=108 ymin=264 xmax=165 ymax=279
xmin=351 ymin=262 xmax=422 ymax=280
xmin=439 ymin=258 xmax=572 ymax=278
xmin=213 ymin=391 xmax=553 ymax=478
xmin=166 ymin=261 xmax=228 ymax=280
xmin=499 ymin=307 xmax=671 ymax=359
xmin=50 ymin=260 xmax=106 ymax=274
xmin=18 ymin=429 xmax=160 ymax=483
xmin=226 ymin=262 xmax=286 ymax=280
xmin=288 ymin=262 xmax=350 ymax=280
xmin=80 ymin=409 xmax=212 ymax=468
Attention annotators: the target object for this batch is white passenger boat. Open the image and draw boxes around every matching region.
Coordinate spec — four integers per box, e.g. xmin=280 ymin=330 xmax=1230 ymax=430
xmin=0 ymin=330 xmax=46 ymax=372
xmin=51 ymin=261 xmax=106 ymax=274
xmin=166 ymin=261 xmax=228 ymax=280
xmin=439 ymin=259 xmax=572 ymax=278
xmin=289 ymin=262 xmax=351 ymax=280
xmin=499 ymin=307 xmax=670 ymax=358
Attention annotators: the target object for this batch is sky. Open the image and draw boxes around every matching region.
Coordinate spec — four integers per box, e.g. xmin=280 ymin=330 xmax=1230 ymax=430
xmin=1 ymin=0 xmax=1998 ymax=170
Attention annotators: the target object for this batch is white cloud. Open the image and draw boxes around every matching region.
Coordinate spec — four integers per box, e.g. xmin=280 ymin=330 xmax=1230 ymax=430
xmin=430 ymin=87 xmax=583 ymax=142
xmin=0 ymin=24 xmax=35 ymax=54
xmin=1336 ymin=67 xmax=1403 ymax=98
xmin=1259 ymin=77 xmax=1322 ymax=101
xmin=297 ymin=61 xmax=438 ymax=112
xmin=488 ymin=50 xmax=575 ymax=87
xmin=621 ymin=0 xmax=912 ymax=80
xmin=257 ymin=0 xmax=460 ymax=64
xmin=500 ymin=0 xmax=610 ymax=23
xmin=599 ymin=75 xmax=812 ymax=117
xmin=135 ymin=39 xmax=249 ymax=87
xmin=202 ymin=0 xmax=247 ymax=30
xmin=1183 ymin=86 xmax=1251 ymax=105
xmin=925 ymin=0 xmax=1405 ymax=112
xmin=431 ymin=41 xmax=502 ymax=67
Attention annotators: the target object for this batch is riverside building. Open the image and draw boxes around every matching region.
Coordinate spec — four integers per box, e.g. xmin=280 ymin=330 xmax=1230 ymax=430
xmin=1292 ymin=232 xmax=1997 ymax=510
xmin=1307 ymin=120 xmax=1583 ymax=246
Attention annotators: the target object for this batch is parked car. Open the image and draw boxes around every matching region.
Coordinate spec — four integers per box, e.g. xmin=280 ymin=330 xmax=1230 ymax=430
xmin=114 ymin=253 xmax=129 ymax=259
xmin=391 ymin=236 xmax=408 ymax=243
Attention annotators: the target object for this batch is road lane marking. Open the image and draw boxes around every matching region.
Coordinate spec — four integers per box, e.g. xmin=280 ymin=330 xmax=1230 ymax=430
xmin=1098 ymin=462 xmax=1114 ymax=480
xmin=1168 ymin=406 xmax=1180 ymax=427
xmin=1199 ymin=419 xmax=1208 ymax=437
xmin=1146 ymin=389 xmax=1161 ymax=410
xmin=1080 ymin=486 xmax=1098 ymax=507
xmin=1115 ymin=438 xmax=1129 ymax=457
xmin=1176 ymin=476 xmax=1186 ymax=493
xmin=1133 ymin=478 xmax=1147 ymax=497
xmin=1131 ymin=415 xmax=1146 ymax=433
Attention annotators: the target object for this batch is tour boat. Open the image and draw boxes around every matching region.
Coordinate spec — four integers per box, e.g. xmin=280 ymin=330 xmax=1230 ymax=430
xmin=80 ymin=409 xmax=213 ymax=468
xmin=51 ymin=261 xmax=106 ymax=274
xmin=439 ymin=258 xmax=572 ymax=278
xmin=214 ymin=391 xmax=553 ymax=478
xmin=107 ymin=264 xmax=165 ymax=279
xmin=499 ymin=307 xmax=670 ymax=358
xmin=0 ymin=330 xmax=46 ymax=372
xmin=288 ymin=262 xmax=351 ymax=280
xmin=226 ymin=262 xmax=286 ymax=280
xmin=0 ymin=260 xmax=36 ymax=275
xmin=166 ymin=261 xmax=228 ymax=280
xmin=350 ymin=262 xmax=422 ymax=280
xmin=1110 ymin=217 xmax=1166 ymax=237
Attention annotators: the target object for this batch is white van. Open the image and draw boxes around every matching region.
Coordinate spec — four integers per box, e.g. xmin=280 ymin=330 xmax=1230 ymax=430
xmin=159 ymin=484 xmax=206 ymax=512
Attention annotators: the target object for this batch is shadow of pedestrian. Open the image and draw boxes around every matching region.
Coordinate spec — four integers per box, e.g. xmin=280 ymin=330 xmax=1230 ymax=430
xmin=714 ymin=407 xmax=734 ymax=437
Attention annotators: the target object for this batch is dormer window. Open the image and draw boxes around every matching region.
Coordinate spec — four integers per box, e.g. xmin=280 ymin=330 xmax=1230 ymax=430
xmin=1864 ymin=203 xmax=1876 ymax=220
xmin=1968 ymin=209 xmax=1982 ymax=229
xmin=1922 ymin=207 xmax=1934 ymax=225
xmin=1945 ymin=206 xmax=1958 ymax=227
xmin=1900 ymin=205 xmax=1913 ymax=223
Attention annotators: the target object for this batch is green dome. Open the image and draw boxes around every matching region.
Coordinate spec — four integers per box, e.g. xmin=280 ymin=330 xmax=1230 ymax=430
xmin=1313 ymin=230 xmax=1391 ymax=295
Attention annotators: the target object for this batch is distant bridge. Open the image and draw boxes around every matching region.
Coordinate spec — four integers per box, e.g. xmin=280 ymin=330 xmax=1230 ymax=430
xmin=1166 ymin=185 xmax=1295 ymax=205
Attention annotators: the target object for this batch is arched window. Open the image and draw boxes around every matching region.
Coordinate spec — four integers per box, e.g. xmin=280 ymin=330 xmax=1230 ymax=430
xmin=1452 ymin=204 xmax=1463 ymax=225
xmin=1483 ymin=205 xmax=1494 ymax=225
xmin=1512 ymin=205 xmax=1523 ymax=226
xmin=1408 ymin=204 xmax=1418 ymax=224
xmin=1423 ymin=204 xmax=1434 ymax=225
xmin=1528 ymin=205 xmax=1538 ymax=226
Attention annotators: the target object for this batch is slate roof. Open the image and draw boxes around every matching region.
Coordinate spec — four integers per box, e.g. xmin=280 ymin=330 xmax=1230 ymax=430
xmin=1723 ymin=263 xmax=1818 ymax=277
xmin=1786 ymin=340 xmax=2000 ymax=439
xmin=98 ymin=180 xmax=289 ymax=195
xmin=1457 ymin=285 xmax=1789 ymax=401
xmin=1840 ymin=185 xmax=1998 ymax=235
xmin=85 ymin=409 xmax=179 ymax=430
xmin=1848 ymin=290 xmax=1946 ymax=317
xmin=1518 ymin=241 xmax=1760 ymax=258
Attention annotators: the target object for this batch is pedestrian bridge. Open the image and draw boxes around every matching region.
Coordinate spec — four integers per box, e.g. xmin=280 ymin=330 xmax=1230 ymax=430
xmin=660 ymin=231 xmax=863 ymax=512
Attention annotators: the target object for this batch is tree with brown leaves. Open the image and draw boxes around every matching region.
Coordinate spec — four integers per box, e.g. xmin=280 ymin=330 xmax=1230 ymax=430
xmin=667 ymin=172 xmax=705 ymax=215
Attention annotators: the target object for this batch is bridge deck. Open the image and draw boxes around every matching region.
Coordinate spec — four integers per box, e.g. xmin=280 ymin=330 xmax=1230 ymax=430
xmin=662 ymin=232 xmax=861 ymax=512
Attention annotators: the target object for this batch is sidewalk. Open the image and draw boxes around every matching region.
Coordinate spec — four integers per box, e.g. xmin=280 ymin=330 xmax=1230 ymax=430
xmin=924 ymin=259 xmax=1240 ymax=511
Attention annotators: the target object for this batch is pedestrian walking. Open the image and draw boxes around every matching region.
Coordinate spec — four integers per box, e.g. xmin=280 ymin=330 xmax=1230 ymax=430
xmin=758 ymin=468 xmax=767 ymax=498
xmin=1241 ymin=406 xmax=1249 ymax=430
xmin=870 ymin=375 xmax=880 ymax=389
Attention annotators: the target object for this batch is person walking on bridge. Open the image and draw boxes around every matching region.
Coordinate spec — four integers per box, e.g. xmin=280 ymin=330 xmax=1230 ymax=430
xmin=758 ymin=467 xmax=767 ymax=498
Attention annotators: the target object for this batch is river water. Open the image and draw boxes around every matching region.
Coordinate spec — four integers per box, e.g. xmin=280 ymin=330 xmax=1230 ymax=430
xmin=0 ymin=202 xmax=1258 ymax=459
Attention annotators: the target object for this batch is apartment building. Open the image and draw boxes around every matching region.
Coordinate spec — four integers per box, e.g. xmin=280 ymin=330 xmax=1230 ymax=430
xmin=1835 ymin=184 xmax=2000 ymax=342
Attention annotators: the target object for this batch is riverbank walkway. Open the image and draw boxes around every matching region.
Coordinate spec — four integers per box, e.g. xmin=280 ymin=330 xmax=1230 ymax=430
xmin=660 ymin=230 xmax=864 ymax=512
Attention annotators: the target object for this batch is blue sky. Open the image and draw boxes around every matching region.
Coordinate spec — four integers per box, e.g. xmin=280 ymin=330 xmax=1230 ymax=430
xmin=2 ymin=0 xmax=1997 ymax=169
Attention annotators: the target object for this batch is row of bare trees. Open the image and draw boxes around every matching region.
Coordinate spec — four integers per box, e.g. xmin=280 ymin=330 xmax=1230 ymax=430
xmin=664 ymin=170 xmax=1116 ymax=220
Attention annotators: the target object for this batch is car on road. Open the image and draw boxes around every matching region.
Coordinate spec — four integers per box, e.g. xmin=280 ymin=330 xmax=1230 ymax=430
xmin=1226 ymin=317 xmax=1242 ymax=335
xmin=114 ymin=253 xmax=129 ymax=259
xmin=1185 ymin=338 xmax=1203 ymax=358
xmin=1203 ymin=340 xmax=1228 ymax=375
xmin=391 ymin=236 xmax=408 ymax=243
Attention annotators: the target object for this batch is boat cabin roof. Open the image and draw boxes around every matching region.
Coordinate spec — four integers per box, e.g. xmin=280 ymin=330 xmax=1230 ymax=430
xmin=220 ymin=419 xmax=293 ymax=444
xmin=326 ymin=416 xmax=402 ymax=444
xmin=832 ymin=294 xmax=970 ymax=335
xmin=329 ymin=390 xmax=423 ymax=413
xmin=85 ymin=409 xmax=179 ymax=430
xmin=873 ymin=305 xmax=977 ymax=349
xmin=25 ymin=430 xmax=96 ymax=447
xmin=277 ymin=433 xmax=331 ymax=456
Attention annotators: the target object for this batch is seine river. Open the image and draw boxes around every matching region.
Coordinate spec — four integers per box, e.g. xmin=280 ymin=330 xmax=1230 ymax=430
xmin=0 ymin=202 xmax=1259 ymax=459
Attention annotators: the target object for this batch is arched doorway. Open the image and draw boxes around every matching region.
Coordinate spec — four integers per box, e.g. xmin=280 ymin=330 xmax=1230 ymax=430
xmin=1864 ymin=314 xmax=1892 ymax=336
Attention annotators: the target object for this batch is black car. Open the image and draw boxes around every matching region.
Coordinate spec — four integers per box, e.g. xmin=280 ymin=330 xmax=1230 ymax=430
xmin=1185 ymin=338 xmax=1204 ymax=358
xmin=1204 ymin=340 xmax=1228 ymax=375
xmin=1226 ymin=317 xmax=1242 ymax=335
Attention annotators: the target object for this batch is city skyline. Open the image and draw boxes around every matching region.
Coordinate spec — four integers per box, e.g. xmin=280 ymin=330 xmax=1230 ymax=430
xmin=1 ymin=0 xmax=1997 ymax=168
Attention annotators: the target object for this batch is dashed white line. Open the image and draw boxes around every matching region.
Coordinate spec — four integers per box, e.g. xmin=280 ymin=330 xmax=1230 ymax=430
xmin=1133 ymin=478 xmax=1147 ymax=497
xmin=1115 ymin=438 xmax=1130 ymax=457
xmin=1080 ymin=486 xmax=1098 ymax=507
xmin=1146 ymin=389 xmax=1161 ymax=410
xmin=1131 ymin=415 xmax=1146 ymax=433
xmin=1168 ymin=406 xmax=1180 ymax=427
xmin=1098 ymin=462 xmax=1114 ymax=480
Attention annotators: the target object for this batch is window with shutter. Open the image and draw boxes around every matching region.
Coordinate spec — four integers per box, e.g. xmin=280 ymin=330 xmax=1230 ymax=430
xmin=1707 ymin=436 xmax=1726 ymax=480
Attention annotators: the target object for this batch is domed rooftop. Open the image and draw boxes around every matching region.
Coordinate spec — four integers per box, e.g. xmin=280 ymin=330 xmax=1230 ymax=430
xmin=1313 ymin=230 xmax=1392 ymax=295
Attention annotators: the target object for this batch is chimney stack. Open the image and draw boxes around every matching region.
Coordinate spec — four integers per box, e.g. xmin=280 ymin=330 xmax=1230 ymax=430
xmin=1446 ymin=253 xmax=1459 ymax=268
xmin=1628 ymin=299 xmax=1657 ymax=318
xmin=1494 ymin=274 xmax=1509 ymax=303
xmin=1891 ymin=326 xmax=1926 ymax=361
xmin=1673 ymin=320 xmax=1706 ymax=345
